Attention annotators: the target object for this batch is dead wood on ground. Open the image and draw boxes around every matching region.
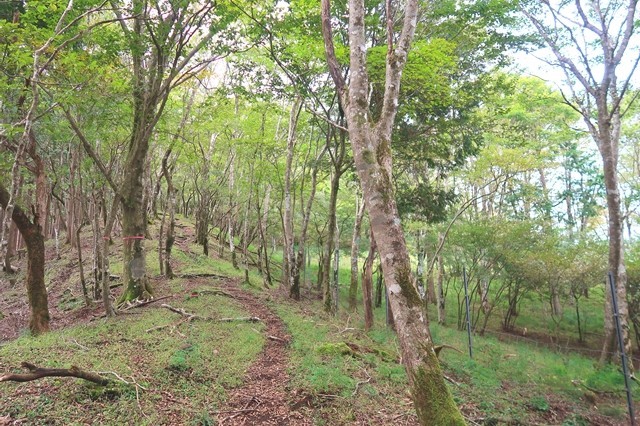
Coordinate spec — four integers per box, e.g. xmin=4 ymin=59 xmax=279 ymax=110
xmin=0 ymin=362 xmax=109 ymax=385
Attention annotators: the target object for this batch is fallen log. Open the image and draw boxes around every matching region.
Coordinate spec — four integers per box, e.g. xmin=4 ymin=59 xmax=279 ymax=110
xmin=0 ymin=362 xmax=109 ymax=385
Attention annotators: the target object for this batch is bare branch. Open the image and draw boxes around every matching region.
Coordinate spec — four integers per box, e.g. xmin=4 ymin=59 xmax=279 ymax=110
xmin=320 ymin=0 xmax=346 ymax=95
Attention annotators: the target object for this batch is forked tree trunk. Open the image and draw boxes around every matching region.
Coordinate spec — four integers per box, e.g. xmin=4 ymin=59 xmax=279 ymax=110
xmin=321 ymin=0 xmax=464 ymax=421
xmin=520 ymin=0 xmax=635 ymax=375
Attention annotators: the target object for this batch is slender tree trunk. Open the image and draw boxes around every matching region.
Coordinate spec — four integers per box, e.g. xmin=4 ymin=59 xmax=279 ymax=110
xmin=437 ymin=233 xmax=446 ymax=325
xmin=349 ymin=196 xmax=365 ymax=311
xmin=229 ymin=148 xmax=238 ymax=269
xmin=323 ymin=169 xmax=340 ymax=314
xmin=161 ymin=147 xmax=177 ymax=279
xmin=362 ymin=226 xmax=376 ymax=331
xmin=91 ymin=190 xmax=104 ymax=300
xmin=101 ymin=197 xmax=118 ymax=317
xmin=374 ymin=263 xmax=383 ymax=308
xmin=76 ymin=222 xmax=91 ymax=306
xmin=3 ymin=221 xmax=17 ymax=273
xmin=416 ymin=233 xmax=425 ymax=298
xmin=258 ymin=184 xmax=272 ymax=287
xmin=283 ymin=97 xmax=303 ymax=296
xmin=158 ymin=202 xmax=166 ymax=276
xmin=598 ymin=109 xmax=631 ymax=370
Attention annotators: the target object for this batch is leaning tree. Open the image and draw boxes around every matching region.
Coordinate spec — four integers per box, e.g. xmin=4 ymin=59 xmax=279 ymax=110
xmin=321 ymin=0 xmax=465 ymax=422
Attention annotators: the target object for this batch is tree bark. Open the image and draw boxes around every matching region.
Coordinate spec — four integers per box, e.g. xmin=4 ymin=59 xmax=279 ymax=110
xmin=321 ymin=0 xmax=465 ymax=421
xmin=0 ymin=183 xmax=50 ymax=335
xmin=283 ymin=97 xmax=303 ymax=297
xmin=437 ymin=233 xmax=446 ymax=325
xmin=362 ymin=227 xmax=376 ymax=331
xmin=291 ymin=141 xmax=325 ymax=299
xmin=349 ymin=196 xmax=366 ymax=311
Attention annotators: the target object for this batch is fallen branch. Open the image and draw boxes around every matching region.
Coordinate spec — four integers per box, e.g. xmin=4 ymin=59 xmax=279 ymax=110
xmin=443 ymin=374 xmax=460 ymax=386
xmin=0 ymin=362 xmax=109 ymax=385
xmin=191 ymin=289 xmax=235 ymax=298
xmin=120 ymin=295 xmax=171 ymax=311
xmin=178 ymin=273 xmax=227 ymax=279
xmin=158 ymin=304 xmax=260 ymax=324
xmin=352 ymin=369 xmax=372 ymax=396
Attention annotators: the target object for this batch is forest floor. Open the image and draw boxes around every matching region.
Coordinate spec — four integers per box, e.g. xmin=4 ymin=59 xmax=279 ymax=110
xmin=0 ymin=217 xmax=636 ymax=425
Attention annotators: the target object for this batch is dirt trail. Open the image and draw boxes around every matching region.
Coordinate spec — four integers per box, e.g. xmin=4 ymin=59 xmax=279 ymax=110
xmin=214 ymin=280 xmax=311 ymax=426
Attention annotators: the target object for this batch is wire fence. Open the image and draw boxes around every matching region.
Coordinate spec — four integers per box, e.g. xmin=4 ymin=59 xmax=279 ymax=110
xmin=478 ymin=327 xmax=628 ymax=359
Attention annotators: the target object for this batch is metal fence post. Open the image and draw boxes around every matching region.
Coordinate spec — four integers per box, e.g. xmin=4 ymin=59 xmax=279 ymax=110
xmin=608 ymin=272 xmax=635 ymax=426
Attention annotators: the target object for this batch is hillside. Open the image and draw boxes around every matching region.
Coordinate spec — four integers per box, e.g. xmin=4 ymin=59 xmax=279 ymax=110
xmin=0 ymin=218 xmax=636 ymax=425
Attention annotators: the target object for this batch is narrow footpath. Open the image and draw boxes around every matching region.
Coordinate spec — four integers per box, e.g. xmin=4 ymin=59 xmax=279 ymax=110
xmin=215 ymin=280 xmax=312 ymax=426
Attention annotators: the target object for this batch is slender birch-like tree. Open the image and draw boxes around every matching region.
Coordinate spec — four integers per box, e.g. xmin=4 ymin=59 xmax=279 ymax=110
xmin=321 ymin=0 xmax=465 ymax=422
xmin=520 ymin=0 xmax=639 ymax=369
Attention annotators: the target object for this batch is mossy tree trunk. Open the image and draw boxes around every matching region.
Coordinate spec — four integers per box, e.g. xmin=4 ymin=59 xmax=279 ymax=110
xmin=104 ymin=0 xmax=220 ymax=303
xmin=0 ymin=183 xmax=50 ymax=335
xmin=321 ymin=0 xmax=465 ymax=422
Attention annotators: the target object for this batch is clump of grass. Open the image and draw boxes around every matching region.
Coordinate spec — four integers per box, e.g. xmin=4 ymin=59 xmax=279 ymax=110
xmin=0 ymin=288 xmax=264 ymax=425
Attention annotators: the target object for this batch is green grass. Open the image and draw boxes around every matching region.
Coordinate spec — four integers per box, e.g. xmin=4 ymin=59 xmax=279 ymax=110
xmin=0 ymin=281 xmax=264 ymax=425
xmin=4 ymin=219 xmax=636 ymax=425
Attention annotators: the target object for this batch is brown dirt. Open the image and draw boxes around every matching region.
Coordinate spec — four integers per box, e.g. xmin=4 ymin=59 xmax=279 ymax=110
xmin=211 ymin=280 xmax=312 ymax=426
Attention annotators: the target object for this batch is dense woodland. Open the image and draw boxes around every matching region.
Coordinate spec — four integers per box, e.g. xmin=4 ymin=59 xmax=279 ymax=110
xmin=1 ymin=0 xmax=639 ymax=424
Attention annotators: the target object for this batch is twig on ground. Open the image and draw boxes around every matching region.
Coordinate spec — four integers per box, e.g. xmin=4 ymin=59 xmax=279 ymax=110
xmin=443 ymin=374 xmax=460 ymax=386
xmin=69 ymin=338 xmax=89 ymax=351
xmin=159 ymin=304 xmax=261 ymax=323
xmin=120 ymin=295 xmax=171 ymax=311
xmin=193 ymin=289 xmax=235 ymax=298
xmin=352 ymin=369 xmax=372 ymax=396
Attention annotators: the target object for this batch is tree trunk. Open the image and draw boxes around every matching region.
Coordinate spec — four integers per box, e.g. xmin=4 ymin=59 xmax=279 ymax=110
xmin=437 ymin=233 xmax=446 ymax=325
xmin=291 ymin=141 xmax=325 ymax=299
xmin=3 ymin=216 xmax=18 ymax=273
xmin=101 ymin=197 xmax=118 ymax=317
xmin=323 ymin=169 xmax=340 ymax=314
xmin=91 ymin=190 xmax=104 ymax=300
xmin=283 ymin=97 xmax=303 ymax=297
xmin=349 ymin=196 xmax=365 ymax=311
xmin=362 ymin=227 xmax=376 ymax=331
xmin=229 ymin=148 xmax=238 ymax=269
xmin=0 ymin=183 xmax=50 ymax=334
xmin=118 ymin=119 xmax=154 ymax=302
xmin=258 ymin=184 xmax=272 ymax=287
xmin=162 ymin=147 xmax=176 ymax=279
xmin=321 ymin=0 xmax=464 ymax=419
xmin=597 ymin=108 xmax=631 ymax=370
